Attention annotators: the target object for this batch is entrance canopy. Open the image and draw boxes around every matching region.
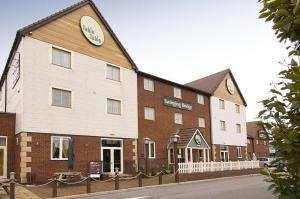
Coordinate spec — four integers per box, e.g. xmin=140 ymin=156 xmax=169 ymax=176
xmin=167 ymin=128 xmax=210 ymax=164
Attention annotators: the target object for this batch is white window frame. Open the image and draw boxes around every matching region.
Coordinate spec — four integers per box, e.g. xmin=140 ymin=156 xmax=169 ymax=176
xmin=51 ymin=87 xmax=72 ymax=108
xmin=235 ymin=104 xmax=240 ymax=113
xmin=198 ymin=117 xmax=205 ymax=128
xmin=174 ymin=87 xmax=182 ymax=99
xmin=174 ymin=113 xmax=183 ymax=124
xmin=106 ymin=98 xmax=122 ymax=115
xmin=101 ymin=138 xmax=124 ymax=174
xmin=237 ymin=146 xmax=242 ymax=158
xmin=0 ymin=136 xmax=7 ymax=178
xmin=220 ymin=120 xmax=226 ymax=131
xmin=219 ymin=99 xmax=225 ymax=109
xmin=144 ymin=78 xmax=154 ymax=92
xmin=51 ymin=46 xmax=72 ymax=69
xmin=51 ymin=136 xmax=71 ymax=160
xmin=144 ymin=107 xmax=155 ymax=120
xmin=106 ymin=64 xmax=121 ymax=82
xmin=197 ymin=94 xmax=204 ymax=104
xmin=145 ymin=141 xmax=156 ymax=159
xmin=236 ymin=124 xmax=241 ymax=133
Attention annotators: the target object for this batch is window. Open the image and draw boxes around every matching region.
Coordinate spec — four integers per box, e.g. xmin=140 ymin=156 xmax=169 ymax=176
xmin=256 ymin=140 xmax=259 ymax=145
xmin=107 ymin=99 xmax=121 ymax=115
xmin=174 ymin=113 xmax=183 ymax=124
xmin=236 ymin=146 xmax=242 ymax=158
xmin=220 ymin=145 xmax=229 ymax=162
xmin=144 ymin=107 xmax=155 ymax=120
xmin=106 ymin=65 xmax=120 ymax=81
xmin=0 ymin=87 xmax=2 ymax=101
xmin=220 ymin=121 xmax=226 ymax=131
xmin=144 ymin=78 xmax=154 ymax=92
xmin=51 ymin=136 xmax=70 ymax=160
xmin=52 ymin=88 xmax=71 ymax=108
xmin=52 ymin=47 xmax=71 ymax=68
xmin=198 ymin=117 xmax=205 ymax=128
xmin=145 ymin=141 xmax=155 ymax=159
xmin=197 ymin=94 xmax=204 ymax=104
xmin=219 ymin=99 xmax=225 ymax=109
xmin=236 ymin=124 xmax=241 ymax=133
xmin=247 ymin=139 xmax=251 ymax=144
xmin=174 ymin=87 xmax=182 ymax=99
xmin=235 ymin=104 xmax=240 ymax=113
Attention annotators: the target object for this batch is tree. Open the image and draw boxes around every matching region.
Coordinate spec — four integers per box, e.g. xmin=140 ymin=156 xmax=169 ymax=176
xmin=258 ymin=0 xmax=300 ymax=198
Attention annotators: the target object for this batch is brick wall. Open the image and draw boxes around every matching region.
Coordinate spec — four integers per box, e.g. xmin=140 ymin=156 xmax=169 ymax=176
xmin=0 ymin=112 xmax=16 ymax=178
xmin=137 ymin=74 xmax=212 ymax=170
xmin=214 ymin=144 xmax=247 ymax=161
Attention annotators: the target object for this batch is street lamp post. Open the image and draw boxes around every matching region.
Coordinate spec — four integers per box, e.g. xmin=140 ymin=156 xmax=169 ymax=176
xmin=144 ymin=137 xmax=151 ymax=176
xmin=171 ymin=134 xmax=180 ymax=183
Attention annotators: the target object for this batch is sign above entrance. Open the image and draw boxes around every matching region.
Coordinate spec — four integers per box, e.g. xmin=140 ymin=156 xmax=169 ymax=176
xmin=194 ymin=134 xmax=202 ymax=145
xmin=80 ymin=16 xmax=104 ymax=46
xmin=163 ymin=97 xmax=192 ymax=111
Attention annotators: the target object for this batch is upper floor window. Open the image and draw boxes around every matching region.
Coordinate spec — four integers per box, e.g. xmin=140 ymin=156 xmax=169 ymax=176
xmin=52 ymin=47 xmax=71 ymax=68
xmin=106 ymin=65 xmax=120 ymax=81
xmin=198 ymin=117 xmax=205 ymax=128
xmin=174 ymin=113 xmax=183 ymax=124
xmin=51 ymin=136 xmax=70 ymax=160
xmin=220 ymin=120 xmax=226 ymax=131
xmin=144 ymin=78 xmax=154 ymax=92
xmin=107 ymin=98 xmax=121 ymax=115
xmin=174 ymin=87 xmax=182 ymax=99
xmin=145 ymin=141 xmax=155 ymax=159
xmin=219 ymin=99 xmax=225 ymax=109
xmin=197 ymin=94 xmax=204 ymax=104
xmin=52 ymin=88 xmax=71 ymax=108
xmin=0 ymin=87 xmax=2 ymax=102
xmin=144 ymin=107 xmax=155 ymax=120
xmin=236 ymin=146 xmax=242 ymax=158
xmin=235 ymin=104 xmax=240 ymax=113
xmin=236 ymin=124 xmax=241 ymax=133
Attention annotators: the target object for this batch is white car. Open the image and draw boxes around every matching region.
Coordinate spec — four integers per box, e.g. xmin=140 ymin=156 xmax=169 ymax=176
xmin=257 ymin=157 xmax=277 ymax=167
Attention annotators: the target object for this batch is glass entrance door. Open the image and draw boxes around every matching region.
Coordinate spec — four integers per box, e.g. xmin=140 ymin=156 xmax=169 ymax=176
xmin=103 ymin=149 xmax=111 ymax=173
xmin=101 ymin=139 xmax=123 ymax=174
xmin=220 ymin=151 xmax=229 ymax=162
xmin=0 ymin=137 xmax=7 ymax=178
xmin=113 ymin=149 xmax=121 ymax=172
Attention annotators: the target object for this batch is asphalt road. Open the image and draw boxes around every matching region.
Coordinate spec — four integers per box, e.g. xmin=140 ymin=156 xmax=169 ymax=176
xmin=72 ymin=175 xmax=275 ymax=199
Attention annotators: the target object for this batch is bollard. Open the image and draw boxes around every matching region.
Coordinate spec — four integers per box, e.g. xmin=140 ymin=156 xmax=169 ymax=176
xmin=115 ymin=168 xmax=119 ymax=190
xmin=52 ymin=179 xmax=57 ymax=198
xmin=10 ymin=172 xmax=15 ymax=199
xmin=159 ymin=172 xmax=162 ymax=185
xmin=86 ymin=177 xmax=91 ymax=193
xmin=138 ymin=173 xmax=142 ymax=187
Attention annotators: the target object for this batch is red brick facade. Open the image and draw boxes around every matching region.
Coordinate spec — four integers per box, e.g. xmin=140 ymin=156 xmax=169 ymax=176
xmin=137 ymin=73 xmax=212 ymax=170
xmin=246 ymin=121 xmax=269 ymax=159
xmin=0 ymin=112 xmax=16 ymax=178
xmin=214 ymin=145 xmax=247 ymax=161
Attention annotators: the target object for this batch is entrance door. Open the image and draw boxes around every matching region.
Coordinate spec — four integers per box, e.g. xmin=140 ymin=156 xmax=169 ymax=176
xmin=220 ymin=151 xmax=229 ymax=162
xmin=101 ymin=139 xmax=123 ymax=174
xmin=0 ymin=137 xmax=7 ymax=178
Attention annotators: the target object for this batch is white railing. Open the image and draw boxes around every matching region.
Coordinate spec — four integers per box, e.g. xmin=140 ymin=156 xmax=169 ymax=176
xmin=178 ymin=160 xmax=260 ymax=174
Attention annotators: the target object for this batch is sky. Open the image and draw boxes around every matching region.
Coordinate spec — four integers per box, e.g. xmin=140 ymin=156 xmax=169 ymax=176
xmin=0 ymin=0 xmax=288 ymax=121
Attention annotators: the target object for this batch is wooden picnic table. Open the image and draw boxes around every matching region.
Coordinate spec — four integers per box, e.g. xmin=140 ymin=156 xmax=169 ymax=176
xmin=0 ymin=178 xmax=10 ymax=195
xmin=53 ymin=172 xmax=83 ymax=183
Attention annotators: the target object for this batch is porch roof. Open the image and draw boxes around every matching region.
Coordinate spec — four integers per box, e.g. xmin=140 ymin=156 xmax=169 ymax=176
xmin=167 ymin=127 xmax=210 ymax=149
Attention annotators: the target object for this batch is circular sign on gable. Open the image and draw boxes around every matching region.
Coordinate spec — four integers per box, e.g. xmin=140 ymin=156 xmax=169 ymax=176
xmin=226 ymin=79 xmax=235 ymax=95
xmin=194 ymin=134 xmax=202 ymax=145
xmin=80 ymin=16 xmax=104 ymax=46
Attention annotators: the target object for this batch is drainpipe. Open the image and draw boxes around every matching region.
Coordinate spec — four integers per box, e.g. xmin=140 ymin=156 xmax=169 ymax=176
xmin=4 ymin=76 xmax=7 ymax=112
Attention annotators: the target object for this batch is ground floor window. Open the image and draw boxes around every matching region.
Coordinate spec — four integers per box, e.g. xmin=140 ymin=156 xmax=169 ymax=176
xmin=145 ymin=141 xmax=155 ymax=159
xmin=51 ymin=136 xmax=70 ymax=160
xmin=236 ymin=146 xmax=242 ymax=158
xmin=220 ymin=145 xmax=229 ymax=162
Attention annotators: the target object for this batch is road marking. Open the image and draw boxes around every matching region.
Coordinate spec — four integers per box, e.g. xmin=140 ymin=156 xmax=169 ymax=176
xmin=125 ymin=196 xmax=153 ymax=199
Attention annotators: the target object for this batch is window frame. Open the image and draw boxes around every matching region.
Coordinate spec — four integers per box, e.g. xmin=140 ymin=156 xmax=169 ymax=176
xmin=144 ymin=107 xmax=155 ymax=121
xmin=51 ymin=47 xmax=72 ymax=69
xmin=174 ymin=113 xmax=183 ymax=124
xmin=173 ymin=87 xmax=182 ymax=99
xmin=144 ymin=78 xmax=154 ymax=92
xmin=198 ymin=117 xmax=205 ymax=128
xmin=145 ymin=141 xmax=156 ymax=159
xmin=219 ymin=99 xmax=225 ymax=109
xmin=235 ymin=104 xmax=240 ymax=113
xmin=220 ymin=120 xmax=226 ymax=131
xmin=51 ymin=87 xmax=72 ymax=108
xmin=51 ymin=136 xmax=71 ymax=160
xmin=236 ymin=146 xmax=242 ymax=158
xmin=197 ymin=94 xmax=204 ymax=104
xmin=106 ymin=98 xmax=122 ymax=115
xmin=106 ymin=64 xmax=121 ymax=82
xmin=236 ymin=124 xmax=241 ymax=133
